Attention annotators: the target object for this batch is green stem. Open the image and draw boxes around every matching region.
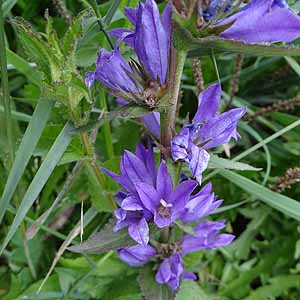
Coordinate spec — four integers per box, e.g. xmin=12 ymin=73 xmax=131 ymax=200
xmin=99 ymin=89 xmax=114 ymax=159
xmin=0 ymin=1 xmax=14 ymax=164
xmin=160 ymin=49 xmax=187 ymax=155
xmin=90 ymin=0 xmax=114 ymax=49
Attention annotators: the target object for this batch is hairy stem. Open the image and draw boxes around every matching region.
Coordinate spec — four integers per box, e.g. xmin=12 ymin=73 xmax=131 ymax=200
xmin=160 ymin=49 xmax=187 ymax=156
xmin=0 ymin=2 xmax=14 ymax=165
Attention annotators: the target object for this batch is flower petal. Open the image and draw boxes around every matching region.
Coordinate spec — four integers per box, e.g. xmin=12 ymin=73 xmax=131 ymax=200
xmin=128 ymin=217 xmax=149 ymax=246
xmin=220 ymin=0 xmax=300 ymax=43
xmin=193 ymin=83 xmax=221 ymax=124
xmin=118 ymin=244 xmax=156 ymax=267
xmin=135 ymin=182 xmax=160 ymax=213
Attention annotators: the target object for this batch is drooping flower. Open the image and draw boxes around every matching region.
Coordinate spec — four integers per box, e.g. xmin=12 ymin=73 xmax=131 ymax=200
xmin=218 ymin=0 xmax=300 ymax=43
xmin=118 ymin=244 xmax=156 ymax=267
xmin=135 ymin=161 xmax=198 ymax=228
xmin=171 ymin=83 xmax=246 ymax=182
xmin=109 ymin=0 xmax=172 ymax=85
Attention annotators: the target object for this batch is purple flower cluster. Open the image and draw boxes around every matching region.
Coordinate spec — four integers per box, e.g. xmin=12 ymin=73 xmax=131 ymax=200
xmin=171 ymin=83 xmax=246 ymax=183
xmin=103 ymin=143 xmax=234 ymax=290
xmin=85 ymin=0 xmax=300 ymax=292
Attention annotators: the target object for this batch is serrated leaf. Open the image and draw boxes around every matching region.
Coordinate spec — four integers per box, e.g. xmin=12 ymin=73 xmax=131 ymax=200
xmin=209 ymin=156 xmax=261 ymax=171
xmin=67 ymin=219 xmax=136 ymax=254
xmin=187 ymin=36 xmax=300 ymax=57
xmin=138 ymin=265 xmax=175 ymax=300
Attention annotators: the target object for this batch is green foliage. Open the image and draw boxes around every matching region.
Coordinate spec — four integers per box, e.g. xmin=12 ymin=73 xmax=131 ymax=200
xmin=1 ymin=1 xmax=300 ymax=300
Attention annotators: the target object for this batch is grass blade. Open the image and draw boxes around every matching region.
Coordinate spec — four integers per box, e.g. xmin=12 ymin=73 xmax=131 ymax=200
xmin=2 ymin=0 xmax=18 ymax=17
xmin=0 ymin=98 xmax=54 ymax=225
xmin=37 ymin=206 xmax=98 ymax=293
xmin=220 ymin=169 xmax=300 ymax=221
xmin=0 ymin=121 xmax=75 ymax=255
xmin=6 ymin=48 xmax=41 ymax=86
xmin=0 ymin=1 xmax=14 ymax=163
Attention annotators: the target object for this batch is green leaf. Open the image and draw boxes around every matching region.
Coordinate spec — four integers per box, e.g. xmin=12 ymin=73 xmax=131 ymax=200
xmin=138 ymin=265 xmax=175 ymax=300
xmin=187 ymin=36 xmax=300 ymax=57
xmin=219 ymin=169 xmax=300 ymax=221
xmin=0 ymin=98 xmax=54 ymax=225
xmin=38 ymin=207 xmax=98 ymax=293
xmin=209 ymin=156 xmax=261 ymax=171
xmin=243 ymin=275 xmax=300 ymax=300
xmin=6 ymin=49 xmax=41 ymax=86
xmin=2 ymin=0 xmax=17 ymax=17
xmin=104 ymin=0 xmax=122 ymax=25
xmin=175 ymin=281 xmax=212 ymax=300
xmin=67 ymin=218 xmax=136 ymax=254
xmin=0 ymin=122 xmax=75 ymax=256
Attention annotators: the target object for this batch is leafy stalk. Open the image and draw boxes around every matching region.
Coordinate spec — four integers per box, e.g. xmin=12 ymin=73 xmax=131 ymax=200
xmin=0 ymin=0 xmax=14 ymax=164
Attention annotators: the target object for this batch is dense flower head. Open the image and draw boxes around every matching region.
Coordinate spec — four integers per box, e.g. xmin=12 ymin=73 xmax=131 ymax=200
xmin=103 ymin=142 xmax=235 ymax=290
xmin=171 ymin=83 xmax=246 ymax=183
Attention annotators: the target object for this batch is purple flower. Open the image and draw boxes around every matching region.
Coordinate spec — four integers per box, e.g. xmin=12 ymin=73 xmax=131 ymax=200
xmin=109 ymin=0 xmax=172 ymax=85
xmin=182 ymin=220 xmax=235 ymax=254
xmin=155 ymin=218 xmax=234 ymax=290
xmin=85 ymin=46 xmax=139 ymax=93
xmin=155 ymin=254 xmax=196 ymax=290
xmin=219 ymin=0 xmax=300 ymax=43
xmin=171 ymin=83 xmax=246 ymax=182
xmin=180 ymin=182 xmax=223 ymax=223
xmin=102 ymin=144 xmax=157 ymax=245
xmin=118 ymin=244 xmax=156 ymax=267
xmin=102 ymin=143 xmax=156 ymax=194
xmin=135 ymin=161 xmax=198 ymax=228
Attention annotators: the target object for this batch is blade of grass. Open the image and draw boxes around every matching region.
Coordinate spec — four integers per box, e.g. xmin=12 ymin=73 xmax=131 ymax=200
xmin=104 ymin=0 xmax=122 ymax=25
xmin=0 ymin=98 xmax=54 ymax=225
xmin=220 ymin=169 xmax=300 ymax=222
xmin=0 ymin=121 xmax=75 ymax=255
xmin=26 ymin=161 xmax=84 ymax=240
xmin=0 ymin=0 xmax=14 ymax=164
xmin=6 ymin=48 xmax=41 ymax=86
xmin=2 ymin=0 xmax=18 ymax=17
xmin=0 ymin=104 xmax=31 ymax=122
xmin=37 ymin=206 xmax=98 ymax=294
xmin=204 ymin=118 xmax=300 ymax=181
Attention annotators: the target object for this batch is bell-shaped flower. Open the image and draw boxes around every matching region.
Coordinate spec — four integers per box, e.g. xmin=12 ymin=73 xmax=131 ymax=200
xmin=102 ymin=144 xmax=157 ymax=245
xmin=155 ymin=254 xmax=196 ymax=290
xmin=182 ymin=220 xmax=235 ymax=254
xmin=109 ymin=0 xmax=172 ymax=85
xmin=180 ymin=182 xmax=223 ymax=223
xmin=171 ymin=83 xmax=246 ymax=182
xmin=85 ymin=46 xmax=139 ymax=94
xmin=118 ymin=244 xmax=156 ymax=267
xmin=135 ymin=161 xmax=198 ymax=228
xmin=218 ymin=0 xmax=300 ymax=43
